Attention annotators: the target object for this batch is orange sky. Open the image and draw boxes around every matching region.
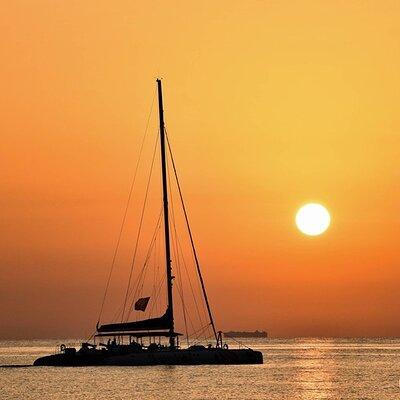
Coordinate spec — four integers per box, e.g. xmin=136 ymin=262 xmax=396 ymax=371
xmin=1 ymin=0 xmax=400 ymax=339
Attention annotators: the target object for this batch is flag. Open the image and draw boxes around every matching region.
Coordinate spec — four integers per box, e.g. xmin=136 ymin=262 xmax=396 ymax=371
xmin=134 ymin=297 xmax=150 ymax=312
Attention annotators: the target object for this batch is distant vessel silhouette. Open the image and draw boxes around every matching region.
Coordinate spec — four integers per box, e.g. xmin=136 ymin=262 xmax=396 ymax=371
xmin=224 ymin=330 xmax=268 ymax=338
xmin=34 ymin=80 xmax=263 ymax=367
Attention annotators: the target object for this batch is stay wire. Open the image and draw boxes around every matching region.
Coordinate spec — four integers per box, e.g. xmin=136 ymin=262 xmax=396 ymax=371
xmin=121 ymin=133 xmax=159 ymax=322
xmin=167 ymin=159 xmax=190 ymax=345
xmin=148 ymin=274 xmax=166 ymax=316
xmin=165 ymin=130 xmax=218 ymax=342
xmin=164 ymin=133 xmax=206 ymax=331
xmin=175 ymin=227 xmax=206 ymax=331
xmin=126 ymin=206 xmax=163 ymax=321
xmin=97 ymin=88 xmax=156 ymax=325
xmin=223 ymin=333 xmax=252 ymax=350
xmin=108 ymin=207 xmax=162 ymax=324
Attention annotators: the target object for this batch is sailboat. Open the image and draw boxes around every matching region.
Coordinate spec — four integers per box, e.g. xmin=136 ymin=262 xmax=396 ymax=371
xmin=34 ymin=80 xmax=263 ymax=366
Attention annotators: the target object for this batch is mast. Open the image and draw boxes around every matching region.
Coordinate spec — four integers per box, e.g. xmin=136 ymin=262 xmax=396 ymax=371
xmin=157 ymin=79 xmax=175 ymax=347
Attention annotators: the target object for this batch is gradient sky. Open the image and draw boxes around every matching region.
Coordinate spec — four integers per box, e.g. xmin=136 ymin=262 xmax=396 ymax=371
xmin=1 ymin=0 xmax=400 ymax=339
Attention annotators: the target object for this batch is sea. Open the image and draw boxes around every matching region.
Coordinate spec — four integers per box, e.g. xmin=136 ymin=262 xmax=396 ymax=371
xmin=1 ymin=338 xmax=399 ymax=399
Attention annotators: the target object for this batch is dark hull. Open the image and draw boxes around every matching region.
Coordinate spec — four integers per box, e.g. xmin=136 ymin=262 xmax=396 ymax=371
xmin=34 ymin=348 xmax=263 ymax=366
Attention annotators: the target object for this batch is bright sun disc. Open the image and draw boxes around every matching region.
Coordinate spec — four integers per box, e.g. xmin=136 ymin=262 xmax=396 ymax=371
xmin=295 ymin=203 xmax=331 ymax=236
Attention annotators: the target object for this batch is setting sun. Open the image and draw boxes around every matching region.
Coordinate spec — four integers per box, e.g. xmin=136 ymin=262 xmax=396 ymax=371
xmin=295 ymin=203 xmax=331 ymax=236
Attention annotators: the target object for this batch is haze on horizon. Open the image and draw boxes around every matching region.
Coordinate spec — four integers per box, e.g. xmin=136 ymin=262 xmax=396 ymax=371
xmin=1 ymin=0 xmax=399 ymax=339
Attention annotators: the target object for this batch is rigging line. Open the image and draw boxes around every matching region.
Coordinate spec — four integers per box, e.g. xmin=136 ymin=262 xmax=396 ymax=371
xmin=174 ymin=276 xmax=193 ymax=345
xmin=223 ymin=333 xmax=252 ymax=350
xmin=147 ymin=274 xmax=166 ymax=316
xmin=171 ymin=235 xmax=194 ymax=343
xmin=123 ymin=204 xmax=161 ymax=323
xmin=126 ymin=206 xmax=163 ymax=321
xmin=191 ymin=327 xmax=215 ymax=345
xmin=186 ymin=322 xmax=211 ymax=340
xmin=190 ymin=324 xmax=212 ymax=343
xmin=168 ymin=165 xmax=207 ymax=330
xmin=137 ymin=260 xmax=149 ymax=300
xmin=175 ymin=230 xmax=206 ymax=330
xmin=152 ymin=222 xmax=158 ymax=317
xmin=121 ymin=133 xmax=159 ymax=322
xmin=173 ymin=249 xmax=191 ymax=345
xmin=97 ymin=87 xmax=156 ymax=325
xmin=150 ymin=218 xmax=161 ymax=317
xmin=167 ymin=161 xmax=190 ymax=345
xmin=165 ymin=149 xmax=205 ymax=329
xmin=190 ymin=241 xmax=211 ymax=329
xmin=110 ymin=207 xmax=162 ymax=324
xmin=170 ymin=175 xmax=207 ymax=330
xmin=191 ymin=333 xmax=215 ymax=347
xmin=169 ymin=223 xmax=197 ymax=335
xmin=165 ymin=130 xmax=218 ymax=343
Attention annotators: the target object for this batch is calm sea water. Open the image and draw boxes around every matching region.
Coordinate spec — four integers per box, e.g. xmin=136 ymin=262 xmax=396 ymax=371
xmin=1 ymin=338 xmax=399 ymax=399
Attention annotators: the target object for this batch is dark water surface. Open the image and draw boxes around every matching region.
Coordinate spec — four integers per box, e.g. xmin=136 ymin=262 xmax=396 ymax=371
xmin=1 ymin=338 xmax=399 ymax=399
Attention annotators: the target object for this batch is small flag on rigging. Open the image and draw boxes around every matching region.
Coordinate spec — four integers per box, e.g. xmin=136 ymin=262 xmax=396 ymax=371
xmin=134 ymin=297 xmax=150 ymax=312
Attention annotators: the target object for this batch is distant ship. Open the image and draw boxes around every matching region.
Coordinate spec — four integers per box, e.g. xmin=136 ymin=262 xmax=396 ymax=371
xmin=34 ymin=80 xmax=263 ymax=367
xmin=224 ymin=330 xmax=268 ymax=338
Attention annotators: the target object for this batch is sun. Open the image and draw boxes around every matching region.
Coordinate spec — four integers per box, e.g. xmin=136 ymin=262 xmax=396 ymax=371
xmin=295 ymin=203 xmax=331 ymax=236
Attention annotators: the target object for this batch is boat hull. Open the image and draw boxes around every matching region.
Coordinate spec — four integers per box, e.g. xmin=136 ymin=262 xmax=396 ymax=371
xmin=34 ymin=348 xmax=263 ymax=366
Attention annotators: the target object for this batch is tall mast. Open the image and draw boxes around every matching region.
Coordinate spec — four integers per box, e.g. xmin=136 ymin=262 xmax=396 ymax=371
xmin=157 ymin=79 xmax=175 ymax=347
